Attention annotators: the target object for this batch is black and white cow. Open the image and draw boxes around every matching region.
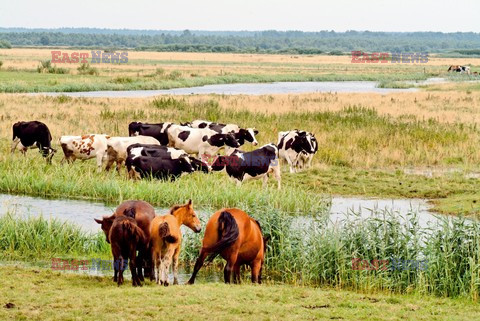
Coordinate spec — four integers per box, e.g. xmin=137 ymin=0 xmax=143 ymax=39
xmin=11 ymin=121 xmax=56 ymax=163
xmin=128 ymin=122 xmax=173 ymax=145
xmin=211 ymin=144 xmax=281 ymax=189
xmin=186 ymin=120 xmax=259 ymax=146
xmin=278 ymin=130 xmax=317 ymax=173
xmin=126 ymin=143 xmax=210 ymax=176
xmin=167 ymin=125 xmax=240 ymax=157
xmin=126 ymin=154 xmax=195 ymax=181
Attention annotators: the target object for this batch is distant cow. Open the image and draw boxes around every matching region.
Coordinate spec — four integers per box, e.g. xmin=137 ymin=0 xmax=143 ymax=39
xmin=211 ymin=144 xmax=281 ymax=189
xmin=59 ymin=134 xmax=110 ymax=171
xmin=106 ymin=136 xmax=160 ymax=171
xmin=167 ymin=125 xmax=240 ymax=157
xmin=187 ymin=120 xmax=259 ymax=146
xmin=448 ymin=65 xmax=471 ymax=74
xmin=278 ymin=130 xmax=317 ymax=173
xmin=126 ymin=144 xmax=209 ymax=179
xmin=128 ymin=122 xmax=173 ymax=145
xmin=11 ymin=121 xmax=56 ymax=163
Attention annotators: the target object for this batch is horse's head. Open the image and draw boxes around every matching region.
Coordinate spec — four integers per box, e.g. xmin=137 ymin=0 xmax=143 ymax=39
xmin=94 ymin=215 xmax=115 ymax=243
xmin=170 ymin=199 xmax=201 ymax=233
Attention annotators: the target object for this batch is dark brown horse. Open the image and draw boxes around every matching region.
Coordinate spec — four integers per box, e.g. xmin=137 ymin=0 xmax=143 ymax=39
xmin=188 ymin=208 xmax=267 ymax=284
xmin=109 ymin=215 xmax=145 ymax=286
xmin=95 ymin=200 xmax=155 ymax=281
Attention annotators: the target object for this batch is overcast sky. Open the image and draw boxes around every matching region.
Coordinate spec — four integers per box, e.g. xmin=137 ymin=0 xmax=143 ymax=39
xmin=1 ymin=0 xmax=478 ymax=32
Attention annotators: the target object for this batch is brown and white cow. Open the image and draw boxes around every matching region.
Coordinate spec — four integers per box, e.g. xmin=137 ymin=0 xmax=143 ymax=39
xmin=448 ymin=65 xmax=471 ymax=74
xmin=59 ymin=134 xmax=110 ymax=172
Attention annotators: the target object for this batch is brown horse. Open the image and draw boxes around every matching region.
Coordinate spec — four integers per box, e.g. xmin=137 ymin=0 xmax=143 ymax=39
xmin=187 ymin=208 xmax=267 ymax=284
xmin=94 ymin=200 xmax=155 ymax=281
xmin=150 ymin=199 xmax=201 ymax=286
xmin=109 ymin=215 xmax=145 ymax=286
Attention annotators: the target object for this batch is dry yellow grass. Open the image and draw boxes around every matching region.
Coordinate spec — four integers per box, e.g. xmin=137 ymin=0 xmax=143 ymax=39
xmin=1 ymin=48 xmax=478 ymax=78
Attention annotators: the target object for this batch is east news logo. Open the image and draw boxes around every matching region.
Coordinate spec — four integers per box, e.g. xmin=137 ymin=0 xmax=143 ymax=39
xmin=51 ymin=51 xmax=129 ymax=64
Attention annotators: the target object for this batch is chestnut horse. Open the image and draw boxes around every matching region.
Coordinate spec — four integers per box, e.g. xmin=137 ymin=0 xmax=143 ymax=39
xmin=150 ymin=199 xmax=201 ymax=286
xmin=187 ymin=208 xmax=267 ymax=284
xmin=109 ymin=215 xmax=145 ymax=286
xmin=94 ymin=200 xmax=155 ymax=281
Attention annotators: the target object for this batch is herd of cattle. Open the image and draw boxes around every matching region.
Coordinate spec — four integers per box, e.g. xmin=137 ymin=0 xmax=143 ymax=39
xmin=11 ymin=120 xmax=318 ymax=188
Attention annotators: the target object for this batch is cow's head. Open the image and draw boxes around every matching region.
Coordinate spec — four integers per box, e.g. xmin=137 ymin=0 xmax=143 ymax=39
xmin=128 ymin=122 xmax=141 ymax=136
xmin=41 ymin=147 xmax=56 ymax=163
xmin=297 ymin=132 xmax=315 ymax=154
xmin=94 ymin=215 xmax=115 ymax=243
xmin=224 ymin=133 xmax=241 ymax=148
xmin=208 ymin=133 xmax=240 ymax=148
xmin=235 ymin=128 xmax=258 ymax=146
xmin=179 ymin=156 xmax=195 ymax=174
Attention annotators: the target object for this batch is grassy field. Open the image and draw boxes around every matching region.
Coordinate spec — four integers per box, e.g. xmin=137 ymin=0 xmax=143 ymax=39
xmin=0 ymin=49 xmax=479 ymax=92
xmin=1 ymin=94 xmax=480 ymax=216
xmin=2 ymin=266 xmax=479 ymax=321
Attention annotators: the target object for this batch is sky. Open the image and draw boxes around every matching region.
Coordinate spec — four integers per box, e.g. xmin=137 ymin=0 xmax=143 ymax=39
xmin=1 ymin=0 xmax=479 ymax=32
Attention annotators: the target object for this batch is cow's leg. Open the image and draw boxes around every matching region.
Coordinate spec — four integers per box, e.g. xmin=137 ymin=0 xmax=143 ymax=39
xmin=262 ymin=174 xmax=268 ymax=189
xmin=187 ymin=249 xmax=208 ymax=285
xmin=95 ymin=153 xmax=103 ymax=173
xmin=172 ymin=245 xmax=181 ymax=285
xmin=307 ymin=154 xmax=314 ymax=169
xmin=11 ymin=138 xmax=20 ymax=154
xmin=272 ymin=164 xmax=281 ymax=190
xmin=105 ymin=156 xmax=115 ymax=171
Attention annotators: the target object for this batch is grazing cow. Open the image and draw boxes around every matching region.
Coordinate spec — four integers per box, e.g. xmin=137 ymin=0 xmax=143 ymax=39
xmin=448 ymin=65 xmax=471 ymax=74
xmin=126 ymin=144 xmax=210 ymax=175
xmin=128 ymin=122 xmax=173 ymax=145
xmin=187 ymin=120 xmax=259 ymax=146
xmin=105 ymin=136 xmax=160 ymax=171
xmin=108 ymin=215 xmax=146 ymax=286
xmin=11 ymin=121 xmax=56 ymax=163
xmin=167 ymin=125 xmax=240 ymax=157
xmin=95 ymin=200 xmax=156 ymax=282
xmin=127 ymin=155 xmax=195 ymax=181
xmin=211 ymin=144 xmax=281 ymax=189
xmin=150 ymin=200 xmax=201 ymax=285
xmin=188 ymin=208 xmax=268 ymax=284
xmin=59 ymin=134 xmax=110 ymax=172
xmin=278 ymin=130 xmax=317 ymax=173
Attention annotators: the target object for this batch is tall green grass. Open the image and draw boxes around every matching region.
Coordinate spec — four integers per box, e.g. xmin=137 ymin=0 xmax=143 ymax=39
xmin=0 ymin=213 xmax=109 ymax=261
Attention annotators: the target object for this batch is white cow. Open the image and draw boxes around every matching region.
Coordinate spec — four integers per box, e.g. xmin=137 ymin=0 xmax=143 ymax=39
xmin=59 ymin=134 xmax=110 ymax=172
xmin=105 ymin=136 xmax=160 ymax=171
xmin=278 ymin=130 xmax=317 ymax=173
xmin=187 ymin=120 xmax=258 ymax=146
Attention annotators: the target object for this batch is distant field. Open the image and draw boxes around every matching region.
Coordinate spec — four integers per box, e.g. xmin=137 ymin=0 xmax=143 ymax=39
xmin=0 ymin=48 xmax=479 ymax=92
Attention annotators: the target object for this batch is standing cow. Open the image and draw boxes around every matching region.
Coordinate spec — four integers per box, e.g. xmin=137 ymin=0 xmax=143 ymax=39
xmin=11 ymin=121 xmax=56 ymax=163
xmin=278 ymin=130 xmax=317 ymax=173
xmin=128 ymin=122 xmax=173 ymax=145
xmin=167 ymin=125 xmax=240 ymax=158
xmin=106 ymin=136 xmax=160 ymax=172
xmin=186 ymin=120 xmax=259 ymax=147
xmin=59 ymin=134 xmax=110 ymax=172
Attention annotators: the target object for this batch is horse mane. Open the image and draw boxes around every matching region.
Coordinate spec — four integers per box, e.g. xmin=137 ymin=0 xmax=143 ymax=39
xmin=169 ymin=204 xmax=183 ymax=215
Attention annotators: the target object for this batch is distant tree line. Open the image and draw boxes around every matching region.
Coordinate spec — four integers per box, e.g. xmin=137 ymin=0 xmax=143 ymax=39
xmin=0 ymin=28 xmax=479 ymax=53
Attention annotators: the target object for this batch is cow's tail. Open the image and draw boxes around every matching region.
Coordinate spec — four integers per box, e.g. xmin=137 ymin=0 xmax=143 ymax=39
xmin=158 ymin=222 xmax=177 ymax=243
xmin=122 ymin=220 xmax=146 ymax=245
xmin=204 ymin=211 xmax=239 ymax=254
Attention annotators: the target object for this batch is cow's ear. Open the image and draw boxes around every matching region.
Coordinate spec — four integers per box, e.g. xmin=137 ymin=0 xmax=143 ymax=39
xmin=254 ymin=129 xmax=259 ymax=135
xmin=94 ymin=218 xmax=103 ymax=224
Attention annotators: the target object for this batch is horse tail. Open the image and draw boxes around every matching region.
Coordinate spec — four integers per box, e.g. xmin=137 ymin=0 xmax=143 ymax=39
xmin=158 ymin=222 xmax=177 ymax=243
xmin=205 ymin=211 xmax=239 ymax=253
xmin=122 ymin=219 xmax=146 ymax=245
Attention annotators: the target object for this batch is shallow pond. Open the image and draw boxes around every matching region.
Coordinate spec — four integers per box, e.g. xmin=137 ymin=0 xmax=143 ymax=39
xmin=33 ymin=80 xmax=420 ymax=98
xmin=0 ymin=193 xmax=441 ymax=233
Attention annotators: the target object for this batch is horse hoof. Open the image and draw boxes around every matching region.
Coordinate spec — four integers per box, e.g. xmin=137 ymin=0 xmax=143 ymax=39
xmin=173 ymin=279 xmax=178 ymax=285
xmin=163 ymin=282 xmax=169 ymax=287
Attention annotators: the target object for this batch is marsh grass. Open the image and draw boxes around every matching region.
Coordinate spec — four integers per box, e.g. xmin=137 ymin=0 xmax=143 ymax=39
xmin=0 ymin=213 xmax=109 ymax=261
